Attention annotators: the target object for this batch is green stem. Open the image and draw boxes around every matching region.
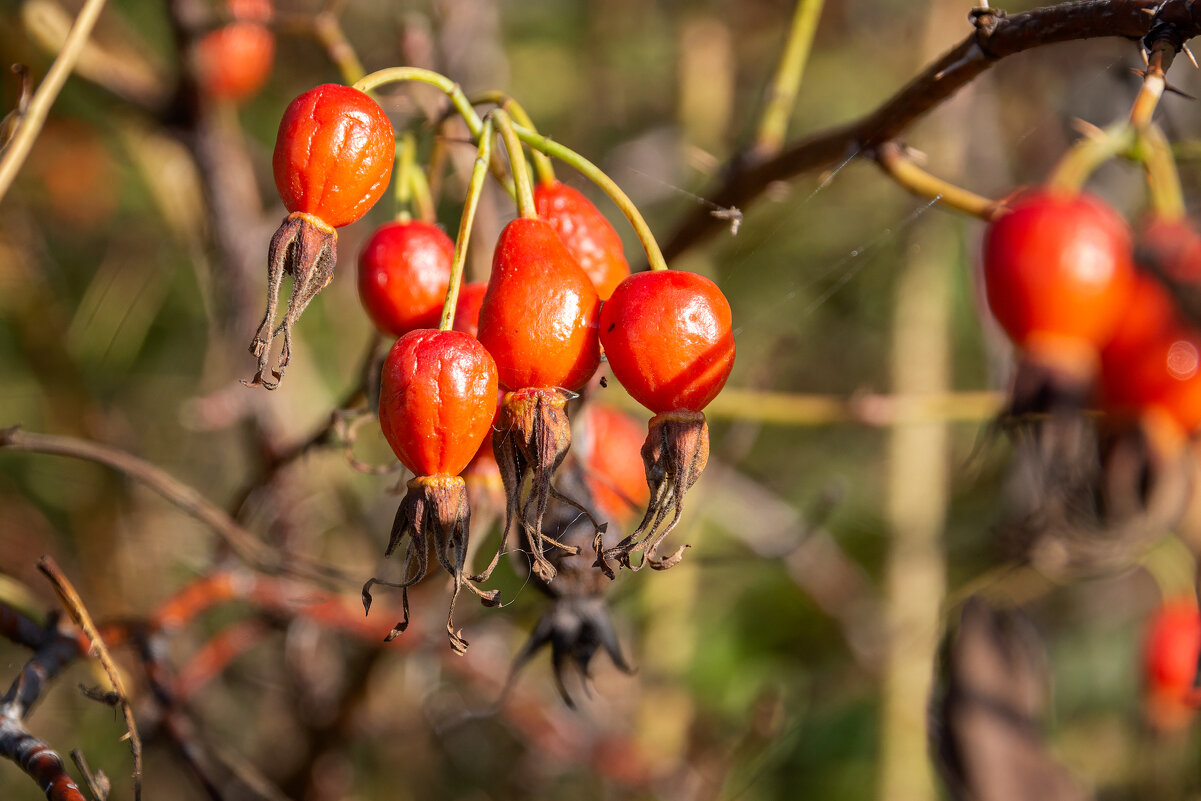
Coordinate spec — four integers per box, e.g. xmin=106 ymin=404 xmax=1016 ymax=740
xmin=472 ymin=91 xmax=556 ymax=185
xmin=410 ymin=160 xmax=437 ymax=224
xmin=440 ymin=118 xmax=493 ymax=332
xmin=393 ymin=133 xmax=415 ymax=223
xmin=353 ymin=67 xmax=485 ymax=138
xmin=492 ymin=109 xmax=536 ymax=219
xmin=513 ymin=123 xmax=668 ymax=271
xmin=1045 ymin=123 xmax=1134 ymax=195
xmin=752 ymin=0 xmax=826 ymax=157
xmin=1141 ymin=123 xmax=1185 ymax=221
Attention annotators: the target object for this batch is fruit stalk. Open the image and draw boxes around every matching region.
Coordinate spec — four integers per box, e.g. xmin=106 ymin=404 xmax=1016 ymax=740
xmin=492 ymin=109 xmax=536 ymax=219
xmin=1141 ymin=123 xmax=1186 ymax=221
xmin=472 ymin=91 xmax=556 ymax=185
xmin=440 ymin=117 xmax=494 ymax=332
xmin=393 ymin=132 xmax=416 ymax=223
xmin=353 ymin=67 xmax=486 ymax=138
xmin=513 ymin=123 xmax=669 ymax=271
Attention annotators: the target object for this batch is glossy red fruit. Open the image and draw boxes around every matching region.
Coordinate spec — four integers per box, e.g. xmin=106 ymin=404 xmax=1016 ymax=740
xmin=358 ymin=221 xmax=454 ymax=336
xmin=451 ymin=281 xmax=488 ymax=339
xmin=1099 ymin=272 xmax=1179 ymax=415
xmin=983 ymin=191 xmax=1135 ymax=369
xmin=477 ymin=217 xmax=601 ymax=392
xmin=1143 ymin=599 xmax=1201 ymax=731
xmin=534 ymin=180 xmax=630 ymax=300
xmin=195 ymin=22 xmax=274 ymax=101
xmin=378 ymin=329 xmax=499 ymax=478
xmin=272 ymin=84 xmax=395 ymax=229
xmin=600 ymin=269 xmax=735 ymax=414
xmin=1116 ymin=325 xmax=1201 ymax=435
xmin=578 ymin=403 xmax=651 ymax=523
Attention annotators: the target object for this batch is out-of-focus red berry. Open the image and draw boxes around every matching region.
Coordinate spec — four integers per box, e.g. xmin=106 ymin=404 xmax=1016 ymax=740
xmin=1143 ymin=599 xmax=1201 ymax=732
xmin=983 ymin=191 xmax=1135 ymax=375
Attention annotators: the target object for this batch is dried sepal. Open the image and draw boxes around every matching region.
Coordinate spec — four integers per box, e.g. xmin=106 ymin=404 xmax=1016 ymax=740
xmin=595 ymin=410 xmax=709 ymax=577
xmin=474 ymin=388 xmax=594 ymax=584
xmin=362 ymin=475 xmax=499 ymax=654
xmin=247 ymin=212 xmax=338 ymax=390
xmin=506 ymin=596 xmax=634 ymax=708
xmin=497 ymin=463 xmax=632 ymax=707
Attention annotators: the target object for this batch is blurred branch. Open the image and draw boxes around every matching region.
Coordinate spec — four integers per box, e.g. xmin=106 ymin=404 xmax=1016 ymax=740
xmin=21 ymin=0 xmax=170 ymax=111
xmin=663 ymin=0 xmax=1201 ymax=261
xmin=37 ymin=557 xmax=142 ymax=801
xmin=0 ymin=426 xmax=351 ymax=587
xmin=604 ymin=388 xmax=1004 ymax=426
xmin=933 ymin=598 xmax=1091 ymax=801
xmin=0 ymin=0 xmax=108 ymax=203
xmin=311 ymin=10 xmax=366 ymax=85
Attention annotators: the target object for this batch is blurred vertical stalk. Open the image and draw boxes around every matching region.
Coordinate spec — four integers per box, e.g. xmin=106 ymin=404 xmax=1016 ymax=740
xmin=878 ymin=4 xmax=967 ymax=798
xmin=879 ymin=213 xmax=952 ymax=801
xmin=750 ymin=0 xmax=824 ymax=159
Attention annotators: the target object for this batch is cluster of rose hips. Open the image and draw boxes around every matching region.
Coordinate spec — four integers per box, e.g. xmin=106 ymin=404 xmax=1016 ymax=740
xmin=983 ymin=188 xmax=1201 ymax=456
xmin=251 ymin=79 xmax=735 ymax=651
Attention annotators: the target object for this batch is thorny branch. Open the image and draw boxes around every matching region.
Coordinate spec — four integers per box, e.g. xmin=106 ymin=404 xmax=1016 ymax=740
xmin=663 ymin=0 xmax=1201 ymax=262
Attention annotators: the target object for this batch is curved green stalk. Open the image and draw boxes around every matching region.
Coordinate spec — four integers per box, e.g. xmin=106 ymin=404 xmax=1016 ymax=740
xmin=492 ymin=110 xmax=536 ymax=219
xmin=440 ymin=118 xmax=493 ymax=332
xmin=393 ymin=133 xmax=415 ymax=223
xmin=1141 ymin=123 xmax=1185 ymax=221
xmin=410 ymin=160 xmax=437 ymax=224
xmin=753 ymin=0 xmax=826 ymax=157
xmin=513 ymin=123 xmax=668 ymax=271
xmin=472 ymin=90 xmax=556 ymax=185
xmin=1045 ymin=123 xmax=1134 ymax=195
xmin=354 ymin=67 xmax=485 ymax=138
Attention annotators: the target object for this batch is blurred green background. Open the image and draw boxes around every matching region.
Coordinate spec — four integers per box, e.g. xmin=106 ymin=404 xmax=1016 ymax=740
xmin=3 ymin=0 xmax=1201 ymax=799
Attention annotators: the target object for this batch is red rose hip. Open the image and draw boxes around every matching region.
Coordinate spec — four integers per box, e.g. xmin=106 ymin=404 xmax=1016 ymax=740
xmin=249 ymin=84 xmax=396 ymax=389
xmin=272 ymin=84 xmax=395 ymax=229
xmin=595 ymin=269 xmax=735 ymax=576
xmin=358 ymin=221 xmax=454 ymax=337
xmin=599 ymin=269 xmax=735 ymax=414
xmin=535 ymin=179 xmax=630 ymax=301
xmin=364 ymin=329 xmax=501 ymax=654
xmin=378 ymin=330 xmax=498 ymax=478
xmin=474 ymin=217 xmax=603 ymax=583
xmin=478 ymin=217 xmax=601 ymax=392
xmin=982 ymin=190 xmax=1135 ymax=375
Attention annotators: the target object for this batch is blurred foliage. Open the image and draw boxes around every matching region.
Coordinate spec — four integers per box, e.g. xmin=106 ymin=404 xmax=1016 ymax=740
xmin=3 ymin=1 xmax=1201 ymax=800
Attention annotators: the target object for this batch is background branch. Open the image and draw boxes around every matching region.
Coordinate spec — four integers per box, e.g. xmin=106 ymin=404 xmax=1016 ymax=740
xmin=663 ymin=0 xmax=1201 ymax=262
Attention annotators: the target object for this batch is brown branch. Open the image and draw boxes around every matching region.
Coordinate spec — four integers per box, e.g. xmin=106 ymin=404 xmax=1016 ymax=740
xmin=0 ymin=611 xmax=88 ymax=801
xmin=0 ymin=426 xmax=351 ymax=588
xmin=37 ymin=557 xmax=142 ymax=801
xmin=662 ymin=0 xmax=1201 ymax=262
